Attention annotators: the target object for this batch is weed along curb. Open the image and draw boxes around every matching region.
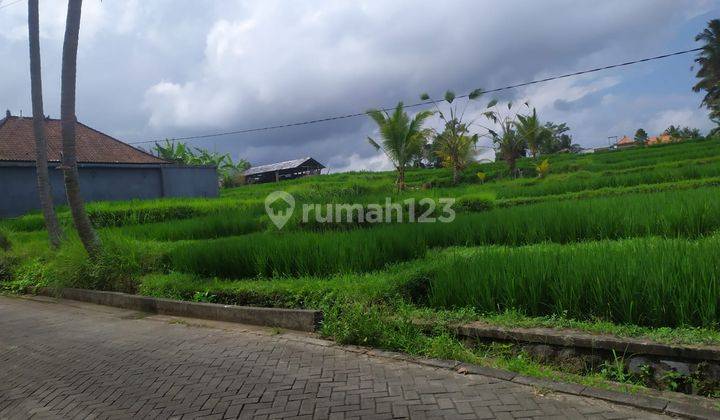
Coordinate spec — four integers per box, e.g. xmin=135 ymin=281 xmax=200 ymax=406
xmin=455 ymin=322 xmax=720 ymax=362
xmin=357 ymin=350 xmax=720 ymax=419
xmin=37 ymin=288 xmax=323 ymax=332
xmin=343 ymin=346 xmax=720 ymax=419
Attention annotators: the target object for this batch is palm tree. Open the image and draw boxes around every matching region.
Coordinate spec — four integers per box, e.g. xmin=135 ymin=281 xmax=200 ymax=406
xmin=60 ymin=0 xmax=101 ymax=257
xmin=434 ymin=126 xmax=476 ymax=184
xmin=367 ymin=103 xmax=432 ymax=191
xmin=28 ymin=0 xmax=63 ymax=248
xmin=495 ymin=125 xmax=526 ymax=177
xmin=515 ymin=108 xmax=543 ymax=159
xmin=483 ymin=101 xmax=527 ymax=176
xmin=421 ymin=89 xmax=483 ymax=184
xmin=693 ymin=19 xmax=720 ymax=121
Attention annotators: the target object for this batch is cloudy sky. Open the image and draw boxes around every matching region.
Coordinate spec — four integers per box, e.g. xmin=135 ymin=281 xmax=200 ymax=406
xmin=1 ymin=0 xmax=718 ymax=171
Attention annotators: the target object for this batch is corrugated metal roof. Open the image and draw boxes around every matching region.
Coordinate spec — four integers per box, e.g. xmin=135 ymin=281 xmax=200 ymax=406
xmin=0 ymin=115 xmax=167 ymax=164
xmin=244 ymin=157 xmax=324 ymax=176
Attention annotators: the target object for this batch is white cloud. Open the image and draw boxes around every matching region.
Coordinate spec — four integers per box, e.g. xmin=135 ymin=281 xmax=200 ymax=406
xmin=646 ymin=108 xmax=714 ymax=135
xmin=330 ymin=153 xmax=394 ymax=173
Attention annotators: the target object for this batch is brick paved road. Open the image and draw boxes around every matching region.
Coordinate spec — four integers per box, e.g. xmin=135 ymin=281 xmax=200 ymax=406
xmin=0 ymin=296 xmax=670 ymax=419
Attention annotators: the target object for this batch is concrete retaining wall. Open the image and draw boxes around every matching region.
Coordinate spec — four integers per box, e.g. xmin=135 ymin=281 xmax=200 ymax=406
xmin=39 ymin=288 xmax=323 ymax=332
xmin=0 ymin=162 xmax=218 ymax=217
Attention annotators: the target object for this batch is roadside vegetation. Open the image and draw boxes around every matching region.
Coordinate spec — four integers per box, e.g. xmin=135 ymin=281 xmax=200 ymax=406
xmin=3 ymin=135 xmax=720 ymax=396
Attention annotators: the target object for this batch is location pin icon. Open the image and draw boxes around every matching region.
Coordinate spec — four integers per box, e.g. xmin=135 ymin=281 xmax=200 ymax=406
xmin=265 ymin=191 xmax=295 ymax=229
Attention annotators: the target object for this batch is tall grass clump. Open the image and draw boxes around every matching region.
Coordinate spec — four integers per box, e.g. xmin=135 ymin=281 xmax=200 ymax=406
xmin=48 ymin=234 xmax=164 ymax=293
xmin=426 ymin=236 xmax=720 ymax=328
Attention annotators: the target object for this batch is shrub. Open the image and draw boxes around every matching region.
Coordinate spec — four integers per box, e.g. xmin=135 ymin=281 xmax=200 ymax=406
xmin=0 ymin=230 xmax=10 ymax=251
xmin=456 ymin=194 xmax=495 ymax=212
xmin=49 ymin=235 xmax=164 ymax=293
xmin=536 ymin=159 xmax=550 ymax=178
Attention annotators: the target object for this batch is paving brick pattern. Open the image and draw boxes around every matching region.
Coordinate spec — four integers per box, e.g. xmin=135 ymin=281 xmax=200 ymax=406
xmin=0 ymin=296 xmax=670 ymax=419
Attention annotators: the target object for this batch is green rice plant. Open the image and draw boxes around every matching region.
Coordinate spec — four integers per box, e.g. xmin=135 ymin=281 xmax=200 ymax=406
xmin=425 ymin=236 xmax=720 ymax=328
xmin=494 ymin=157 xmax=720 ymax=199
xmin=1 ymin=197 xmax=263 ymax=232
xmin=168 ymin=226 xmax=428 ymax=278
xmin=166 ymin=187 xmax=720 ymax=279
xmin=114 ymin=210 xmax=266 ymax=241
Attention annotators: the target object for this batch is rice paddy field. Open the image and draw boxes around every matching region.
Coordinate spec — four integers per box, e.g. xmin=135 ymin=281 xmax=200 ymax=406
xmin=3 ymin=138 xmax=720 ymax=391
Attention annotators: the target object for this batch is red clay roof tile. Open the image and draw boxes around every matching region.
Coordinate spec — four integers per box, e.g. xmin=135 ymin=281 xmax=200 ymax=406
xmin=0 ymin=116 xmax=166 ymax=164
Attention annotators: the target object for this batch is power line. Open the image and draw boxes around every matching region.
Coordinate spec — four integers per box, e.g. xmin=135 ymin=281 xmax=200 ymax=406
xmin=0 ymin=0 xmax=23 ymax=11
xmin=129 ymin=47 xmax=703 ymax=146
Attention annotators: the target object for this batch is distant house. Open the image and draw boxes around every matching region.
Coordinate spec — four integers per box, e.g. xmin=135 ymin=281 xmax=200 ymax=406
xmin=614 ymin=136 xmax=637 ymax=149
xmin=243 ymin=157 xmax=325 ymax=184
xmin=0 ymin=111 xmax=218 ymax=217
xmin=646 ymin=134 xmax=672 ymax=146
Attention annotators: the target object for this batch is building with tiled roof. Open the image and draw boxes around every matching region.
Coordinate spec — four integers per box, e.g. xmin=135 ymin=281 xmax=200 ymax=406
xmin=0 ymin=110 xmax=218 ymax=217
xmin=614 ymin=135 xmax=637 ymax=148
xmin=646 ymin=134 xmax=673 ymax=146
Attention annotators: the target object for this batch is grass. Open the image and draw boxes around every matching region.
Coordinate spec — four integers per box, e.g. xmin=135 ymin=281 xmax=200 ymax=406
xmin=426 ymin=236 xmax=720 ymax=328
xmin=3 ymin=138 xmax=720 ymax=395
xmin=167 ymin=187 xmax=720 ymax=279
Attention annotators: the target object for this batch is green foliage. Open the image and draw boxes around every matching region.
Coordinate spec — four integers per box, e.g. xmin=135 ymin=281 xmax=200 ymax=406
xmin=166 ymin=187 xmax=720 ymax=279
xmin=456 ymin=193 xmax=495 ymax=212
xmin=0 ymin=229 xmax=9 ymax=251
xmin=152 ymin=139 xmax=250 ymax=188
xmin=664 ymin=125 xmax=702 ymax=141
xmin=539 ymin=121 xmax=574 ymax=154
xmin=535 ymin=159 xmax=550 ymax=178
xmin=515 ymin=108 xmax=544 ymax=158
xmin=426 ymin=236 xmax=720 ymax=327
xmin=634 ymin=128 xmax=648 ymax=144
xmin=366 ymin=102 xmax=433 ymax=190
xmin=49 ymin=235 xmax=164 ymax=293
xmin=422 ymin=89 xmax=483 ymax=183
xmin=116 ymin=210 xmax=264 ymax=241
xmin=693 ymin=19 xmax=720 ymax=121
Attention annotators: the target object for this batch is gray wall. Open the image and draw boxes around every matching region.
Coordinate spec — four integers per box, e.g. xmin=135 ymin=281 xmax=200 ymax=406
xmin=0 ymin=163 xmax=218 ymax=218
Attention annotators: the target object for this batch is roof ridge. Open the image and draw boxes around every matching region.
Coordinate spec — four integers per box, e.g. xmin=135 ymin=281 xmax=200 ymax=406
xmin=74 ymin=120 xmax=168 ymax=163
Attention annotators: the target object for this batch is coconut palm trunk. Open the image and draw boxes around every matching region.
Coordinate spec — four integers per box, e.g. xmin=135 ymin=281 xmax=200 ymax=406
xmin=61 ymin=0 xmax=101 ymax=257
xmin=396 ymin=166 xmax=405 ymax=192
xmin=28 ymin=0 xmax=63 ymax=248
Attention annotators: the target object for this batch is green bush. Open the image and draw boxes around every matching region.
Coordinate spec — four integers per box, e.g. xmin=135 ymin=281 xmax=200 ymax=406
xmin=456 ymin=194 xmax=495 ymax=212
xmin=49 ymin=235 xmax=164 ymax=293
xmin=0 ymin=229 xmax=10 ymax=251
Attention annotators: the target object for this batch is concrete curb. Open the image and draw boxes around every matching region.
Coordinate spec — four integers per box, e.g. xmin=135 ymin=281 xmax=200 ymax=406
xmin=37 ymin=288 xmax=322 ymax=332
xmin=454 ymin=322 xmax=720 ymax=363
xmin=330 ymin=344 xmax=720 ymax=419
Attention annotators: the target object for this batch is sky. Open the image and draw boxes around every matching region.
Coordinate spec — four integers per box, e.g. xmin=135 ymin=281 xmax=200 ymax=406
xmin=1 ymin=0 xmax=718 ymax=172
